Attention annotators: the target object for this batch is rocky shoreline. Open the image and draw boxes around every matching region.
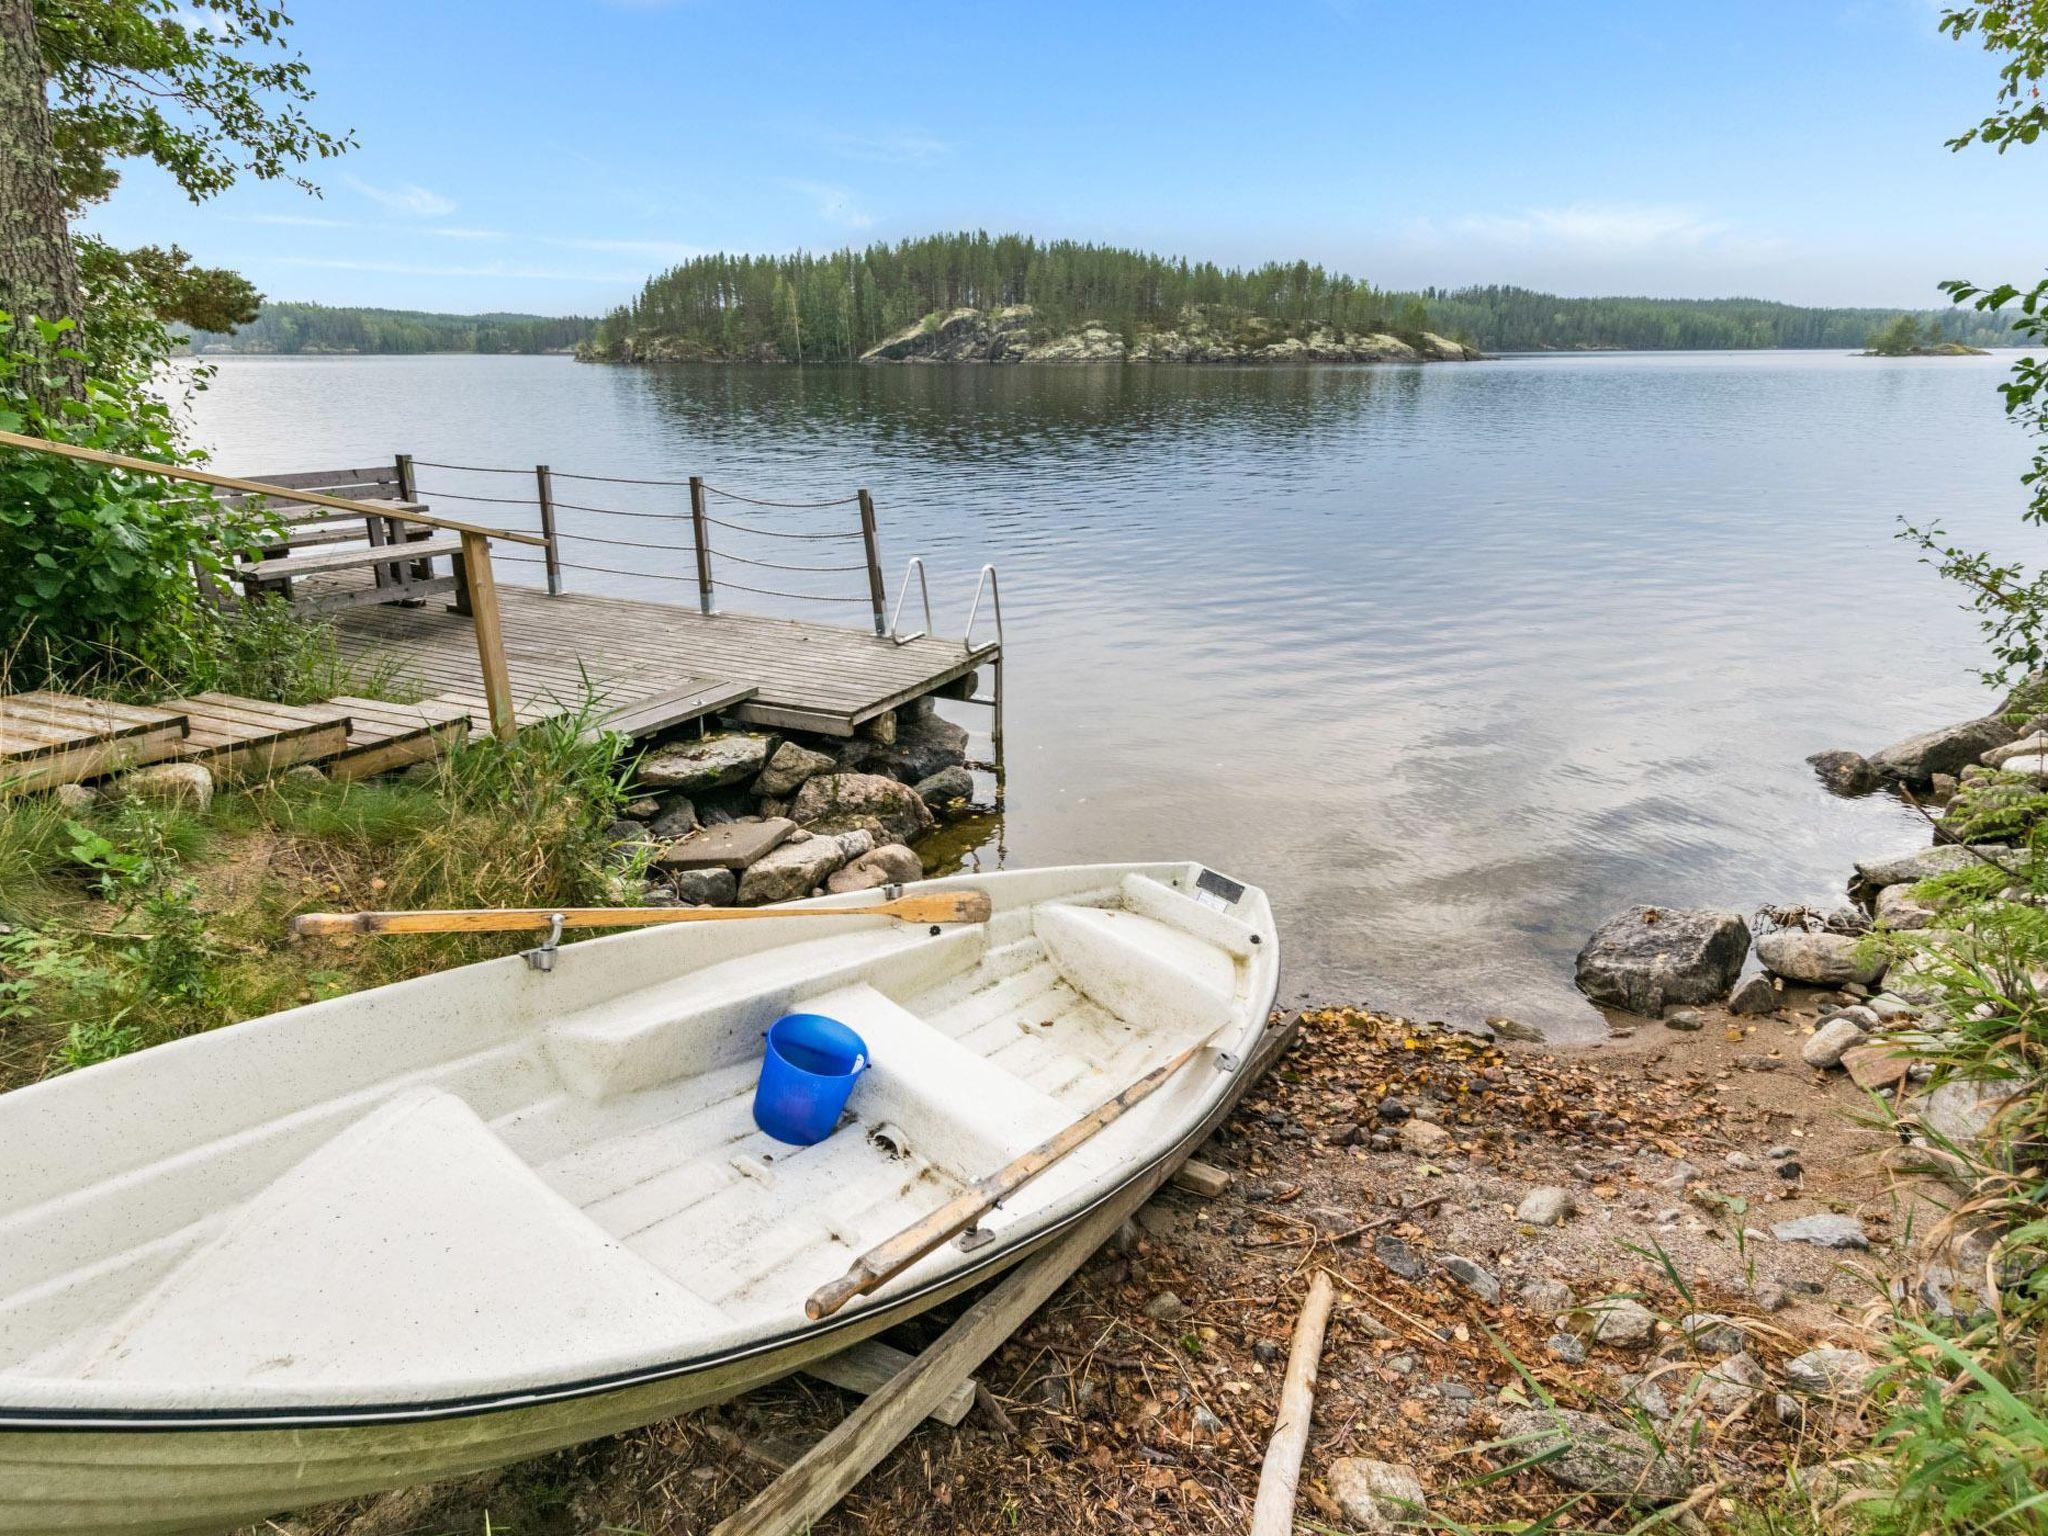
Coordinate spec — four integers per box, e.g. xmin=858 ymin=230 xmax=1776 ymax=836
xmin=583 ymin=303 xmax=1480 ymax=367
xmin=595 ymin=689 xmax=987 ymax=910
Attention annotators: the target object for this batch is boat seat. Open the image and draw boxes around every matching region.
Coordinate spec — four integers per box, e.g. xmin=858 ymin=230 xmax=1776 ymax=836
xmin=68 ymin=1089 xmax=725 ymax=1398
xmin=1034 ymin=901 xmax=1239 ymax=1036
xmin=803 ymin=984 xmax=1072 ymax=1174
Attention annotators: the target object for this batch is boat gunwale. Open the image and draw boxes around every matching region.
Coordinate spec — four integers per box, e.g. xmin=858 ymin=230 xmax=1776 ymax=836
xmin=0 ymin=921 xmax=1282 ymax=1436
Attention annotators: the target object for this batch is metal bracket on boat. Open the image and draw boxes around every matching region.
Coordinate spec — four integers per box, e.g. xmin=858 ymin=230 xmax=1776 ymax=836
xmin=1214 ymin=1051 xmax=1242 ymax=1074
xmin=524 ymin=912 xmax=566 ymax=973
xmin=956 ymin=1221 xmax=997 ymax=1253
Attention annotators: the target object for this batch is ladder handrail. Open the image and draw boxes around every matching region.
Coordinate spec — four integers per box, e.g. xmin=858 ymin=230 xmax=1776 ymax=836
xmin=964 ymin=564 xmax=1003 ymax=650
xmin=888 ymin=557 xmax=932 ymax=645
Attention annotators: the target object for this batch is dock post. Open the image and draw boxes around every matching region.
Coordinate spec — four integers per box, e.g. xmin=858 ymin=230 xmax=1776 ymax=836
xmin=457 ymin=530 xmax=518 ymax=742
xmin=857 ymin=488 xmax=887 ymax=636
xmin=394 ymin=453 xmax=416 ymax=501
xmin=689 ymin=475 xmax=715 ymax=615
xmin=535 ymin=465 xmax=562 ymax=595
xmin=992 ymin=655 xmax=1005 ymax=769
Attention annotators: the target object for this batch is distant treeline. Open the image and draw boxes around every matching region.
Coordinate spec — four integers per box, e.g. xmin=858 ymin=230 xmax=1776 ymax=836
xmin=585 ymin=231 xmax=2018 ymax=360
xmin=182 ymin=302 xmax=594 ymax=355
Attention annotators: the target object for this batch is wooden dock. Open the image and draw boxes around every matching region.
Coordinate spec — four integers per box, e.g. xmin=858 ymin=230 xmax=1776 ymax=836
xmin=331 ymin=583 xmax=998 ymax=740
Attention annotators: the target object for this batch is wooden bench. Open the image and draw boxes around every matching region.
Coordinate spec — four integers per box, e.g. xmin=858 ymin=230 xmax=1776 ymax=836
xmin=214 ymin=463 xmax=460 ymax=613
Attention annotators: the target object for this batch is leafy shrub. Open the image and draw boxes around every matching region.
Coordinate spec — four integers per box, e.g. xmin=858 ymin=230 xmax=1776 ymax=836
xmin=0 ymin=310 xmax=272 ymax=691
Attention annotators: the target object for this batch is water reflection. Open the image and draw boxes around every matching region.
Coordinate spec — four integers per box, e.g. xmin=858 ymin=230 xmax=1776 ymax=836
xmin=186 ymin=351 xmax=2032 ymax=1037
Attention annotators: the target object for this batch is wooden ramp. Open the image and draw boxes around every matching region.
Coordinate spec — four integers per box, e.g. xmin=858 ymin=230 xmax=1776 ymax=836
xmin=331 ymin=585 xmax=995 ymax=739
xmin=1 ymin=694 xmax=188 ymax=793
xmin=163 ymin=694 xmax=349 ymax=781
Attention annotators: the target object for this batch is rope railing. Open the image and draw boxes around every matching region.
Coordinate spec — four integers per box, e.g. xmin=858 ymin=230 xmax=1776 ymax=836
xmin=403 ymin=456 xmax=894 ymax=631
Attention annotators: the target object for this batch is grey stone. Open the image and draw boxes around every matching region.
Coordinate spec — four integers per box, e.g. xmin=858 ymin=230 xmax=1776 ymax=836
xmin=1727 ymin=973 xmax=1778 ymax=1016
xmin=638 ymin=732 xmax=772 ymax=793
xmin=1870 ymin=717 xmax=2016 ymax=785
xmin=48 ymin=782 xmax=98 ymax=813
xmin=111 ymin=762 xmax=213 ymax=812
xmin=1373 ymin=1235 xmax=1430 ymax=1281
xmin=1588 ymin=1298 xmax=1658 ymax=1348
xmin=1498 ymin=1408 xmax=1698 ymax=1503
xmin=1913 ymin=1077 xmax=2019 ymax=1152
xmin=1520 ymin=1277 xmax=1576 ymax=1315
xmin=1621 ymin=1375 xmax=1672 ymax=1420
xmin=1396 ymin=1118 xmax=1451 ymax=1155
xmin=1663 ymin=1007 xmax=1705 ymax=1031
xmin=648 ymin=797 xmax=698 ymax=840
xmin=1757 ymin=930 xmax=1886 ymax=987
xmin=1545 ymin=1333 xmax=1587 ymax=1364
xmin=1784 ymin=1347 xmax=1882 ymax=1399
xmin=1808 ymin=749 xmax=1880 ymax=795
xmin=735 ymin=829 xmax=872 ymax=905
xmin=1983 ymin=731 xmax=2048 ymax=769
xmin=1690 ymin=1351 xmax=1767 ymax=1418
xmin=752 ymin=740 xmax=837 ymax=799
xmin=652 ymin=818 xmax=794 ymax=872
xmin=1752 ymin=1281 xmax=1789 ymax=1313
xmin=1869 ymin=993 xmax=1918 ymax=1021
xmin=911 ymin=765 xmax=976 ymax=817
xmin=1875 ymin=882 xmax=1940 ymax=931
xmin=1771 ymin=1214 xmax=1869 ymax=1250
xmin=1676 ymin=1312 xmax=1747 ymax=1356
xmin=1142 ymin=1291 xmax=1187 ymax=1322
xmin=666 ymin=866 xmax=737 ymax=906
xmin=1855 ymin=844 xmax=2010 ymax=890
xmin=1517 ymin=1186 xmax=1575 ymax=1227
xmin=1800 ymin=1016 xmax=1871 ymax=1069
xmin=825 ymin=842 xmax=925 ymax=895
xmin=1573 ymin=907 xmax=1751 ymax=1016
xmin=1438 ymin=1255 xmax=1500 ymax=1305
xmin=790 ymin=772 xmax=934 ymax=846
xmin=1724 ymin=1151 xmax=1758 ymax=1172
xmin=277 ymin=764 xmax=326 ymax=787
xmin=1326 ymin=1458 xmax=1427 ymax=1532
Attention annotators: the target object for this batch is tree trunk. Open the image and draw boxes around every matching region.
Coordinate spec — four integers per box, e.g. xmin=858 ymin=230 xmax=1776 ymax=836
xmin=0 ymin=0 xmax=82 ymax=378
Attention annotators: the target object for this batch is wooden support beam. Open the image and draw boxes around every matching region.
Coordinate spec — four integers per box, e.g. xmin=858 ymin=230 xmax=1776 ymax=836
xmin=803 ymin=1340 xmax=977 ymax=1427
xmin=458 ymin=529 xmax=517 ymax=742
xmin=1171 ymin=1158 xmax=1232 ymax=1197
xmin=710 ymin=1012 xmax=1302 ymax=1536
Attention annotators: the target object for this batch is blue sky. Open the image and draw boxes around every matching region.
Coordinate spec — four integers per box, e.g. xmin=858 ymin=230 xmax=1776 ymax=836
xmin=79 ymin=0 xmax=2048 ymax=317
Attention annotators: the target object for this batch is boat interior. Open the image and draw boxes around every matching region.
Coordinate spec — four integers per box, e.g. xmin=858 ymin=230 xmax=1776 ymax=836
xmin=0 ymin=864 xmax=1273 ymax=1411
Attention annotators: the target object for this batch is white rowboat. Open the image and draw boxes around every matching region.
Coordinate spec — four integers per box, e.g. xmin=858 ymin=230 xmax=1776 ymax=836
xmin=0 ymin=862 xmax=1279 ymax=1534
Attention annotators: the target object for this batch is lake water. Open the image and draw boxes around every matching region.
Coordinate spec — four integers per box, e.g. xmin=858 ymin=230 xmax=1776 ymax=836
xmin=181 ymin=351 xmax=2036 ymax=1038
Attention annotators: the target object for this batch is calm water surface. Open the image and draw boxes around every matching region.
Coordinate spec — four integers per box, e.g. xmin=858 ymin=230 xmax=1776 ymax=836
xmin=181 ymin=351 xmax=2036 ymax=1038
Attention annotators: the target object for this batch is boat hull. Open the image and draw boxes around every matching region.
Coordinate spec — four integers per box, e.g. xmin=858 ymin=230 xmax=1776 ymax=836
xmin=0 ymin=1008 xmax=1283 ymax=1535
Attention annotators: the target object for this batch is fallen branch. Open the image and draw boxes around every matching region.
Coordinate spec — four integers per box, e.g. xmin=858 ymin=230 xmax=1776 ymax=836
xmin=1248 ymin=1270 xmax=1338 ymax=1536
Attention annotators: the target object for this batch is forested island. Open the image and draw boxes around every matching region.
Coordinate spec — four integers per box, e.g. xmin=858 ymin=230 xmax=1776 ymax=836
xmin=181 ymin=302 xmax=594 ymax=355
xmin=577 ymin=231 xmax=2018 ymax=365
xmin=1861 ymin=312 xmax=1991 ymax=357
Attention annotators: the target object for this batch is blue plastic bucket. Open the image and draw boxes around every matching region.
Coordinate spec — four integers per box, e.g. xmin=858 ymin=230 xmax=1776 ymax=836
xmin=753 ymin=1013 xmax=869 ymax=1146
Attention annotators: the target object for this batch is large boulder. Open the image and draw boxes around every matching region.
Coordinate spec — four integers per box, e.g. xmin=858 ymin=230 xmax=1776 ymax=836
xmin=1497 ymin=1409 xmax=1698 ymax=1504
xmin=1573 ymin=907 xmax=1751 ymax=1016
xmin=913 ymin=765 xmax=976 ymax=818
xmin=1807 ymin=750 xmax=1880 ymax=796
xmin=752 ymin=740 xmax=836 ymax=799
xmin=1756 ymin=930 xmax=1886 ymax=987
xmin=638 ymin=732 xmax=772 ymax=793
xmin=1855 ymin=844 xmax=2009 ymax=890
xmin=790 ymin=772 xmax=934 ymax=846
xmin=1870 ymin=717 xmax=2016 ymax=785
xmin=837 ymin=713 xmax=969 ymax=783
xmin=736 ymin=829 xmax=873 ymax=905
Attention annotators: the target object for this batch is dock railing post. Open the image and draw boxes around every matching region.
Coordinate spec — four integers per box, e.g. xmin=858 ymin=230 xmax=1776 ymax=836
xmin=857 ymin=488 xmax=887 ymax=636
xmin=689 ymin=475 xmax=715 ymax=615
xmin=457 ymin=530 xmax=518 ymax=742
xmin=394 ymin=452 xmax=416 ymax=502
xmin=535 ymin=464 xmax=562 ymax=595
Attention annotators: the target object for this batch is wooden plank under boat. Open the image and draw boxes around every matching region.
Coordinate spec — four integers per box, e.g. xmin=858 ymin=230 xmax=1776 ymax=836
xmin=0 ymin=862 xmax=1281 ymax=1535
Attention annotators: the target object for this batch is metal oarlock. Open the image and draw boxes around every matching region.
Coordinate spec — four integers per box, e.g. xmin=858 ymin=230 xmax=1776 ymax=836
xmin=524 ymin=912 xmax=567 ymax=973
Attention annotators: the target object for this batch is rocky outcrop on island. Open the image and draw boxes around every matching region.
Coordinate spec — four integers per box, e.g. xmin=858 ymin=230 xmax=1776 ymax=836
xmin=854 ymin=304 xmax=1478 ymax=365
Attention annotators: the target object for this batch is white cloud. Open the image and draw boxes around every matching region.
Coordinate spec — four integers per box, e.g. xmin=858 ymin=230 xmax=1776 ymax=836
xmin=237 ymin=212 xmax=357 ymax=229
xmin=543 ymin=235 xmax=703 ymax=260
xmin=425 ymin=225 xmax=508 ymax=241
xmin=346 ymin=176 xmax=458 ymax=217
xmin=821 ymin=128 xmax=952 ymax=166
xmin=275 ymin=256 xmax=637 ymax=282
xmin=783 ymin=179 xmax=874 ymax=230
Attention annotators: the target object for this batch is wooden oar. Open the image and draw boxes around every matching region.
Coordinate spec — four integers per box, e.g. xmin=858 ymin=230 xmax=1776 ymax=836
xmin=292 ymin=889 xmax=991 ymax=938
xmin=805 ymin=1033 xmax=1219 ymax=1320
